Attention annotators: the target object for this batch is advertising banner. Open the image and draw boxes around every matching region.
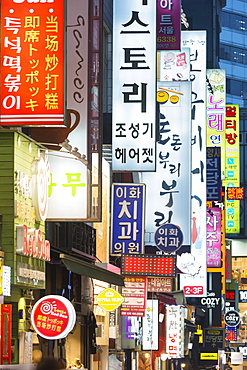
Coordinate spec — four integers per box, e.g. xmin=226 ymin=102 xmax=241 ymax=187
xmin=1 ymin=0 xmax=66 ymax=126
xmin=179 ymin=31 xmax=207 ymax=298
xmin=157 ymin=0 xmax=181 ymax=50
xmin=166 ymin=305 xmax=185 ymax=358
xmin=120 ymin=277 xmax=147 ymax=317
xmin=143 ymin=81 xmax=191 ymax=245
xmin=142 ymin=299 xmax=159 ymax=350
xmin=159 ymin=49 xmax=190 ymax=81
xmin=112 ymin=0 xmax=156 ymax=171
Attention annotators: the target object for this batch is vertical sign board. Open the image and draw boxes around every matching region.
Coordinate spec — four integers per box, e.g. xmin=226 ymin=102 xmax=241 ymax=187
xmin=223 ymin=105 xmax=240 ymax=233
xmin=206 ymin=147 xmax=221 ymax=201
xmin=142 ymin=299 xmax=159 ymax=351
xmin=1 ymin=0 xmax=66 ymax=126
xmin=206 ymin=208 xmax=222 ymax=268
xmin=206 ymin=69 xmax=226 ymax=176
xmin=112 ymin=0 xmax=156 ymax=171
xmin=143 ymin=81 xmax=191 ymax=245
xmin=166 ymin=305 xmax=185 ymax=358
xmin=120 ymin=277 xmax=147 ymax=317
xmin=111 ymin=184 xmax=145 ymax=255
xmin=156 ymin=0 xmax=181 ymax=50
xmin=159 ymin=49 xmax=190 ymax=82
xmin=179 ymin=31 xmax=207 ymax=298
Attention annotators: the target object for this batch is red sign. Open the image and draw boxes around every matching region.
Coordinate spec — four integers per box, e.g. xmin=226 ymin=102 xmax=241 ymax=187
xmin=183 ymin=286 xmax=204 ymax=295
xmin=121 ymin=254 xmax=176 ymax=277
xmin=31 ymin=295 xmax=76 ymax=340
xmin=16 ymin=224 xmax=50 ymax=261
xmin=1 ymin=0 xmax=66 ymax=126
xmin=120 ymin=277 xmax=147 ymax=317
xmin=227 ymin=187 xmax=244 ymax=200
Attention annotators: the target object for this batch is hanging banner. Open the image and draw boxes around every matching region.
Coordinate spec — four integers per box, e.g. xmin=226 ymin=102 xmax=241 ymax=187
xmin=112 ymin=0 xmax=156 ymax=171
xmin=166 ymin=305 xmax=185 ymax=358
xmin=223 ymin=105 xmax=240 ymax=233
xmin=179 ymin=31 xmax=207 ymax=297
xmin=156 ymin=0 xmax=181 ymax=50
xmin=1 ymin=0 xmax=66 ymax=126
xmin=111 ymin=183 xmax=145 ymax=255
xmin=143 ymin=81 xmax=191 ymax=245
xmin=142 ymin=299 xmax=159 ymax=350
xmin=206 ymin=147 xmax=221 ymax=201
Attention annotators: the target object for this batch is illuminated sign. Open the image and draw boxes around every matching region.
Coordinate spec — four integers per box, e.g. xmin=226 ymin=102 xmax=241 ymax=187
xmin=224 ymin=310 xmax=240 ymax=327
xmin=166 ymin=305 xmax=185 ymax=358
xmin=147 ymin=277 xmax=173 ymax=293
xmin=121 ymin=254 xmax=176 ymax=277
xmin=112 ymin=0 xmax=156 ymax=171
xmin=16 ymin=224 xmax=50 ymax=261
xmin=120 ymin=277 xmax=147 ymax=317
xmin=159 ymin=49 xmax=190 ymax=81
xmin=31 ymin=295 xmax=76 ymax=340
xmin=157 ymin=0 xmax=181 ymax=50
xmin=200 ymin=353 xmax=218 ymax=360
xmin=142 ymin=299 xmax=159 ymax=350
xmin=2 ymin=265 xmax=11 ymax=297
xmin=111 ymin=183 xmax=145 ymax=255
xmin=206 ymin=208 xmax=222 ymax=268
xmin=96 ymin=288 xmax=124 ymax=312
xmin=227 ymin=187 xmax=244 ymax=200
xmin=206 ymin=147 xmax=221 ymax=201
xmin=1 ymin=0 xmax=66 ymax=126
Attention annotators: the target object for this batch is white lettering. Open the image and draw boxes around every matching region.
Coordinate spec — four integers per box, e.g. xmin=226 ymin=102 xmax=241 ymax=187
xmin=160 ymin=0 xmax=173 ymax=10
xmin=16 ymin=225 xmax=50 ymax=261
xmin=13 ymin=0 xmax=54 ymax=3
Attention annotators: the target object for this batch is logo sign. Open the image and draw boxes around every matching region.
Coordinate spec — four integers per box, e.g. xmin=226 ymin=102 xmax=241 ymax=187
xmin=96 ymin=288 xmax=124 ymax=312
xmin=154 ymin=224 xmax=183 ymax=253
xmin=157 ymin=0 xmax=181 ymax=50
xmin=31 ymin=295 xmax=76 ymax=340
xmin=1 ymin=0 xmax=66 ymax=126
xmin=16 ymin=224 xmax=50 ymax=261
xmin=112 ymin=0 xmax=156 ymax=171
xmin=239 ymin=290 xmax=247 ymax=303
xmin=224 ymin=310 xmax=240 ymax=327
xmin=159 ymin=49 xmax=190 ymax=82
xmin=111 ymin=184 xmax=145 ymax=255
xmin=227 ymin=187 xmax=244 ymax=200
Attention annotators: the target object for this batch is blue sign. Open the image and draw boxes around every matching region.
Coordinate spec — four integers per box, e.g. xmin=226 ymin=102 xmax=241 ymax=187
xmin=154 ymin=223 xmax=183 ymax=253
xmin=111 ymin=183 xmax=145 ymax=255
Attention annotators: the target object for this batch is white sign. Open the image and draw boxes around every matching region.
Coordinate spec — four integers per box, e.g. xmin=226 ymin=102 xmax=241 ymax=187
xmin=142 ymin=299 xmax=159 ymax=350
xmin=143 ymin=81 xmax=191 ymax=245
xmin=112 ymin=0 xmax=156 ymax=171
xmin=166 ymin=305 xmax=185 ymax=358
xmin=179 ymin=31 xmax=207 ymax=297
xmin=159 ymin=49 xmax=190 ymax=82
xmin=2 ymin=265 xmax=11 ymax=296
xmin=231 ymin=352 xmax=243 ymax=365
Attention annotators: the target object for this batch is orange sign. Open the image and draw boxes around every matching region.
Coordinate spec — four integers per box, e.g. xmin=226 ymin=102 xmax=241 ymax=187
xmin=1 ymin=0 xmax=66 ymax=126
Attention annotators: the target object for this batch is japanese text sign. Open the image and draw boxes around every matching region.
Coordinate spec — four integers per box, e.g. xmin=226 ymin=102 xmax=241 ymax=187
xmin=179 ymin=31 xmax=207 ymax=298
xmin=206 ymin=69 xmax=226 ymax=175
xmin=157 ymin=0 xmax=181 ymax=50
xmin=143 ymin=81 xmax=191 ymax=245
xmin=206 ymin=208 xmax=222 ymax=268
xmin=111 ymin=183 xmax=145 ymax=255
xmin=223 ymin=105 xmax=240 ymax=233
xmin=166 ymin=305 xmax=185 ymax=358
xmin=1 ymin=0 xmax=66 ymax=126
xmin=206 ymin=147 xmax=221 ymax=201
xmin=121 ymin=254 xmax=176 ymax=277
xmin=112 ymin=0 xmax=156 ymax=171
xmin=142 ymin=299 xmax=159 ymax=350
xmin=31 ymin=295 xmax=76 ymax=340
xmin=120 ymin=277 xmax=147 ymax=317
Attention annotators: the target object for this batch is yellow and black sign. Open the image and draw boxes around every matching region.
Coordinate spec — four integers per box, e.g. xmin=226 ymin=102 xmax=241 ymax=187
xmin=200 ymin=353 xmax=218 ymax=361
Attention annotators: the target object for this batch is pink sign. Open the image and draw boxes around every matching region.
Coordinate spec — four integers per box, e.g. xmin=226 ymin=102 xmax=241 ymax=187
xmin=120 ymin=277 xmax=147 ymax=317
xmin=206 ymin=208 xmax=222 ymax=267
xmin=157 ymin=0 xmax=181 ymax=50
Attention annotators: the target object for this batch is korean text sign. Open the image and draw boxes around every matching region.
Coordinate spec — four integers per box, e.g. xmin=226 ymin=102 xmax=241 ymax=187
xmin=157 ymin=0 xmax=181 ymax=50
xmin=223 ymin=105 xmax=240 ymax=233
xmin=206 ymin=207 xmax=222 ymax=268
xmin=166 ymin=305 xmax=185 ymax=358
xmin=1 ymin=0 xmax=66 ymax=126
xmin=206 ymin=147 xmax=221 ymax=201
xmin=111 ymin=183 xmax=145 ymax=255
xmin=112 ymin=0 xmax=156 ymax=171
xmin=120 ymin=277 xmax=147 ymax=317
xmin=143 ymin=81 xmax=191 ymax=245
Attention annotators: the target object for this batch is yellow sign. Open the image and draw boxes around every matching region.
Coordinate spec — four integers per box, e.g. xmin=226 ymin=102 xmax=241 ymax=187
xmin=200 ymin=353 xmax=218 ymax=360
xmin=96 ymin=288 xmax=124 ymax=312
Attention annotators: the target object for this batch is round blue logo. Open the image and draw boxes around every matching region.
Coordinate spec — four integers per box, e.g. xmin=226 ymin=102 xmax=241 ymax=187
xmin=154 ymin=224 xmax=183 ymax=253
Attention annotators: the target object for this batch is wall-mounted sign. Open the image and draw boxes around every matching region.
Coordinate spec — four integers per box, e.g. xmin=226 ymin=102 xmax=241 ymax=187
xmin=2 ymin=266 xmax=11 ymax=297
xmin=204 ymin=329 xmax=224 ymax=349
xmin=239 ymin=290 xmax=247 ymax=303
xmin=166 ymin=305 xmax=185 ymax=358
xmin=224 ymin=310 xmax=240 ymax=327
xmin=16 ymin=225 xmax=50 ymax=261
xmin=31 ymin=295 xmax=76 ymax=340
xmin=157 ymin=0 xmax=181 ymax=50
xmin=142 ymin=299 xmax=159 ymax=350
xmin=121 ymin=254 xmax=176 ymax=277
xmin=206 ymin=147 xmax=221 ymax=201
xmin=120 ymin=277 xmax=147 ymax=317
xmin=1 ymin=0 xmax=66 ymax=126
xmin=96 ymin=288 xmax=124 ymax=312
xmin=111 ymin=184 xmax=145 ymax=255
xmin=112 ymin=0 xmax=156 ymax=171
xmin=147 ymin=277 xmax=173 ymax=293
xmin=227 ymin=187 xmax=244 ymax=200
xmin=154 ymin=223 xmax=183 ymax=253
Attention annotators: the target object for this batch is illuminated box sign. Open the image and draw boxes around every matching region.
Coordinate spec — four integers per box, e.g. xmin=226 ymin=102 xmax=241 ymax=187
xmin=227 ymin=187 xmax=244 ymax=200
xmin=121 ymin=254 xmax=176 ymax=276
xmin=159 ymin=49 xmax=190 ymax=82
xmin=206 ymin=147 xmax=221 ymax=201
xmin=112 ymin=0 xmax=156 ymax=171
xmin=204 ymin=329 xmax=224 ymax=350
xmin=226 ymin=290 xmax=235 ymax=300
xmin=206 ymin=208 xmax=222 ymax=268
xmin=157 ymin=0 xmax=181 ymax=50
xmin=166 ymin=305 xmax=185 ymax=358
xmin=120 ymin=277 xmax=147 ymax=317
xmin=111 ymin=184 xmax=145 ymax=255
xmin=142 ymin=299 xmax=159 ymax=350
xmin=239 ymin=290 xmax=247 ymax=303
xmin=1 ymin=0 xmax=66 ymax=126
xmin=147 ymin=277 xmax=173 ymax=292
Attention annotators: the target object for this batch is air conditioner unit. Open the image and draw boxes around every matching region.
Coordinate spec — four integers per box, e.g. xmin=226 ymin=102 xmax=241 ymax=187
xmin=96 ymin=323 xmax=105 ymax=337
xmin=109 ymin=325 xmax=119 ymax=339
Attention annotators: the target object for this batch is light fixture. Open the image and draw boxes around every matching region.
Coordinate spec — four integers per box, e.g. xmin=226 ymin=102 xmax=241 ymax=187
xmin=160 ymin=353 xmax=169 ymax=361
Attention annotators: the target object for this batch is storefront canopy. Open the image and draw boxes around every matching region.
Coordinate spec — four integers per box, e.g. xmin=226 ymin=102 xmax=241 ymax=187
xmin=59 ymin=253 xmax=124 ymax=286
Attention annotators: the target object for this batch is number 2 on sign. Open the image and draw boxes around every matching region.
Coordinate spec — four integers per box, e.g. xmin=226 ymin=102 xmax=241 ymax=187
xmin=184 ymin=286 xmax=203 ymax=295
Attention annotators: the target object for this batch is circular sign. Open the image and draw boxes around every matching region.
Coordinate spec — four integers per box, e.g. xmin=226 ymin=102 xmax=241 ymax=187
xmin=96 ymin=288 xmax=124 ymax=312
xmin=224 ymin=310 xmax=240 ymax=327
xmin=31 ymin=295 xmax=76 ymax=340
xmin=154 ymin=224 xmax=183 ymax=253
xmin=32 ymin=157 xmax=49 ymax=221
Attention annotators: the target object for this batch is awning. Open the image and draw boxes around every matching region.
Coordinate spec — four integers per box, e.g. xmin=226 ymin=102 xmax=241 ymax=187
xmin=59 ymin=253 xmax=124 ymax=286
